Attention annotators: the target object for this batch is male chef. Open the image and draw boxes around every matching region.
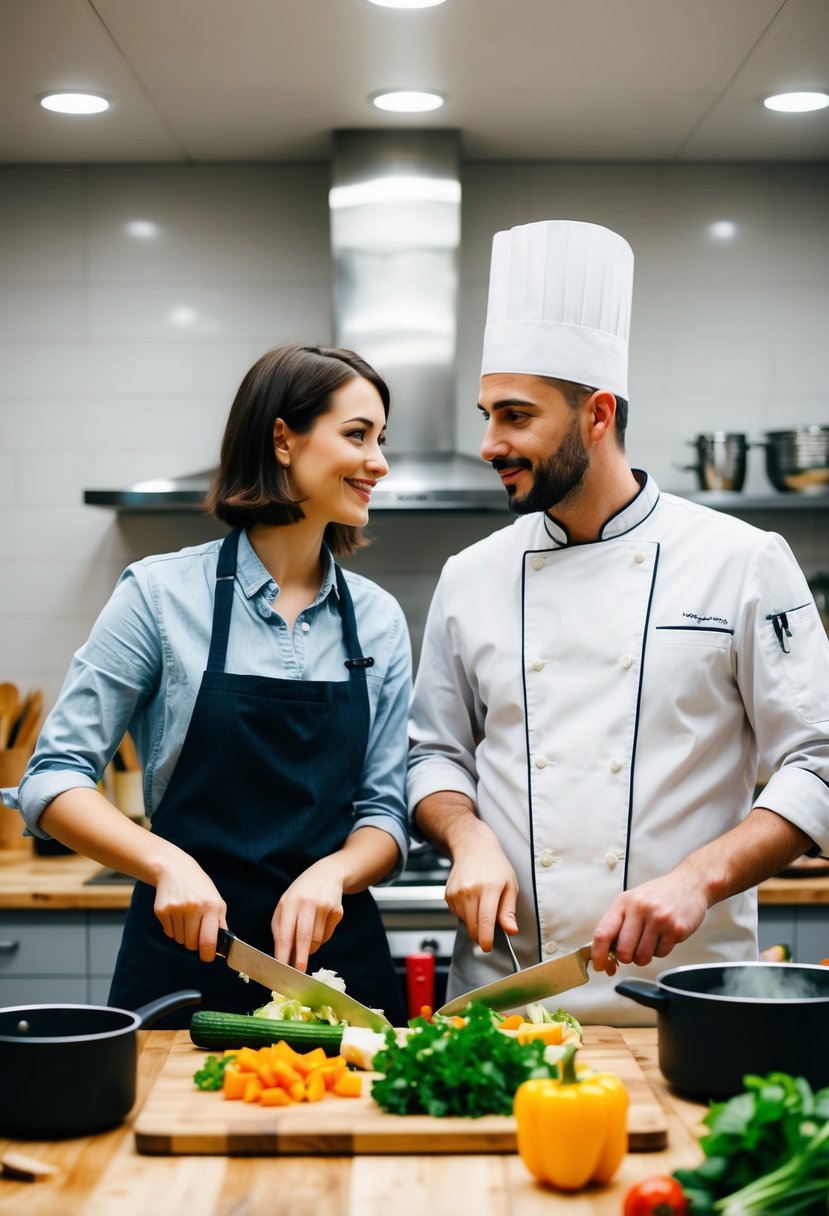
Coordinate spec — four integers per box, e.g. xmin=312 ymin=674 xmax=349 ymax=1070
xmin=407 ymin=219 xmax=829 ymax=1023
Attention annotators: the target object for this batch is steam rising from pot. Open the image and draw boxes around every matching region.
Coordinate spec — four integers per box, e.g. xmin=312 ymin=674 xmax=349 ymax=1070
xmin=711 ymin=967 xmax=823 ymax=1001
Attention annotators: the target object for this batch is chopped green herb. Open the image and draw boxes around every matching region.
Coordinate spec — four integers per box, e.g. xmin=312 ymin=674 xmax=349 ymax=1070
xmin=371 ymin=1000 xmax=559 ymax=1118
xmin=193 ymin=1053 xmax=236 ymax=1091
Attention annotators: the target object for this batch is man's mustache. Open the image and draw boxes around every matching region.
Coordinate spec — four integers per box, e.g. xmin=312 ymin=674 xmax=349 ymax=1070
xmin=491 ymin=456 xmax=533 ymax=472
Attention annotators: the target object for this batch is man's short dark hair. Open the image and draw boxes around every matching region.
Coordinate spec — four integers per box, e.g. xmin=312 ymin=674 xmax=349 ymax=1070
xmin=546 ymin=377 xmax=628 ymax=448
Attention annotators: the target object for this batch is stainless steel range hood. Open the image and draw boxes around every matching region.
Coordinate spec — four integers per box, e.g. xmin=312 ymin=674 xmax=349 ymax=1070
xmin=85 ymin=131 xmax=505 ymax=514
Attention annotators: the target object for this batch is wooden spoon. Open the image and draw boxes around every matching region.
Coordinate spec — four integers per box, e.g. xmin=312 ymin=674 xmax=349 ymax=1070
xmin=12 ymin=690 xmax=44 ymax=756
xmin=0 ymin=683 xmax=20 ymax=735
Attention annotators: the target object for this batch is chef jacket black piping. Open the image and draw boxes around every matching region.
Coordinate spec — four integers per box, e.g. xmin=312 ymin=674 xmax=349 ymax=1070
xmin=623 ymin=542 xmax=661 ymax=893
xmin=542 ymin=484 xmax=660 ymax=548
xmin=519 ymin=553 xmax=543 ymax=963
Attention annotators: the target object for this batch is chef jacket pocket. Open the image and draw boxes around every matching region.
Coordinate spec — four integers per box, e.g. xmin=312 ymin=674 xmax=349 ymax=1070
xmin=767 ymin=602 xmax=829 ymax=724
xmin=653 ymin=625 xmax=733 ymax=648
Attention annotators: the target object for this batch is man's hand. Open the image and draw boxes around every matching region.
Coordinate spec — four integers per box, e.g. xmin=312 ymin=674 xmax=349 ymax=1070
xmin=591 ymin=870 xmax=710 ymax=975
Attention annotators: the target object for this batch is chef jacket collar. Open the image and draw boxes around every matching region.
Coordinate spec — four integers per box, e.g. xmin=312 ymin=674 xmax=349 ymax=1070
xmin=237 ymin=528 xmax=339 ymax=604
xmin=542 ymin=469 xmax=658 ymax=547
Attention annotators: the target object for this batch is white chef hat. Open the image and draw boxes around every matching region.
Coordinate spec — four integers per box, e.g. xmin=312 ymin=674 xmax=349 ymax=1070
xmin=480 ymin=220 xmax=634 ymax=400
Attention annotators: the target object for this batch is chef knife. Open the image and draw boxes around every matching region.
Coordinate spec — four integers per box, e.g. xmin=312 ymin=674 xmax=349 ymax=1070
xmin=215 ymin=928 xmax=392 ymax=1031
xmin=434 ymin=942 xmax=595 ymax=1017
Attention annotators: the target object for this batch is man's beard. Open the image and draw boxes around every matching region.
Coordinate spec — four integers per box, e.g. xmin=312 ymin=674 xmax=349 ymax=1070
xmin=500 ymin=420 xmax=590 ymax=515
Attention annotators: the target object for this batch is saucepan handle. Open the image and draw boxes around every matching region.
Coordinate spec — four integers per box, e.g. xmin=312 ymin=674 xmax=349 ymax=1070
xmin=615 ymin=978 xmax=669 ymax=1013
xmin=133 ymin=989 xmax=203 ymax=1028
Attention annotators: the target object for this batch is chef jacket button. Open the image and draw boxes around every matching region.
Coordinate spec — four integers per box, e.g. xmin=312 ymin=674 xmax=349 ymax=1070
xmin=544 ymin=941 xmax=558 ymax=955
xmin=534 ymin=754 xmax=548 ymax=770
xmin=300 ymin=621 xmax=310 ymax=633
xmin=540 ymin=849 xmax=554 ymax=867
xmin=604 ymin=851 xmax=619 ymax=869
xmin=620 ymin=655 xmax=632 ymax=670
xmin=609 ymin=758 xmax=622 ymax=773
xmin=634 ymin=552 xmax=646 ymax=564
xmin=531 ymin=658 xmax=544 ymax=672
xmin=531 ymin=556 xmax=545 ymax=571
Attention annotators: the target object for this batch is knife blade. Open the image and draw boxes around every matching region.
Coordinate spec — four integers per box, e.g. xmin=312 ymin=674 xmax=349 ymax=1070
xmin=215 ymin=929 xmax=392 ymax=1031
xmin=435 ymin=943 xmax=593 ymax=1017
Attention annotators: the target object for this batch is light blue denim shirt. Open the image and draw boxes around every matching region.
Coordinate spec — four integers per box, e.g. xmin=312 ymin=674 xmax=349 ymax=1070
xmin=7 ymin=531 xmax=411 ymax=881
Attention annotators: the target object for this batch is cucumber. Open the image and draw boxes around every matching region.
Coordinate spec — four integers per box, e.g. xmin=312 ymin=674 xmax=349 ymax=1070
xmin=189 ymin=1010 xmax=344 ymax=1054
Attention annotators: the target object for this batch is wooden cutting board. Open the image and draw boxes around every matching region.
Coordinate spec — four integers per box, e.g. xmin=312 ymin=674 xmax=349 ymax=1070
xmin=134 ymin=1025 xmax=668 ymax=1156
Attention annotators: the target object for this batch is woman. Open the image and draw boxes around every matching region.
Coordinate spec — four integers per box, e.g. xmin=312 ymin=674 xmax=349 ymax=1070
xmin=14 ymin=344 xmax=410 ymax=1026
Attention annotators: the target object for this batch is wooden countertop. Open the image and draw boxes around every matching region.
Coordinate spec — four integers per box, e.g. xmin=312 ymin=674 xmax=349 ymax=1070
xmin=0 ymin=1029 xmax=708 ymax=1216
xmin=1 ymin=848 xmax=828 ymax=911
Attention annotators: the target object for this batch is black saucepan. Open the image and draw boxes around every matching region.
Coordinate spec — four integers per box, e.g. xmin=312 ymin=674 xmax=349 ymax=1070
xmin=0 ymin=989 xmax=201 ymax=1138
xmin=617 ymin=962 xmax=829 ymax=1099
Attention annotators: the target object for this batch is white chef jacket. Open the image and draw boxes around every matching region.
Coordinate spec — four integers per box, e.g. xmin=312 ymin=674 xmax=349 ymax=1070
xmin=408 ymin=473 xmax=829 ymax=1024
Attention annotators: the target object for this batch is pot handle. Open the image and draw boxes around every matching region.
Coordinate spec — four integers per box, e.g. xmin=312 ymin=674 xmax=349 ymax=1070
xmin=615 ymin=979 xmax=669 ymax=1012
xmin=133 ymin=989 xmax=202 ymax=1028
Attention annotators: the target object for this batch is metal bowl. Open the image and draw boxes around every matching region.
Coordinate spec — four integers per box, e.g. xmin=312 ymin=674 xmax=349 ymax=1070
xmin=760 ymin=426 xmax=829 ymax=494
xmin=685 ymin=432 xmax=748 ymax=492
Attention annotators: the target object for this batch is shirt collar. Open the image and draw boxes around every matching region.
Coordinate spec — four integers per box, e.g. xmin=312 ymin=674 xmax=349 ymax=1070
xmin=542 ymin=470 xmax=659 ymax=547
xmin=236 ymin=529 xmax=340 ymax=603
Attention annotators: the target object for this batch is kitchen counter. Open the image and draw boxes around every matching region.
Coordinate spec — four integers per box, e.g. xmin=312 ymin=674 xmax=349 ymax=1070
xmin=0 ymin=1028 xmax=707 ymax=1216
xmin=1 ymin=848 xmax=827 ymax=910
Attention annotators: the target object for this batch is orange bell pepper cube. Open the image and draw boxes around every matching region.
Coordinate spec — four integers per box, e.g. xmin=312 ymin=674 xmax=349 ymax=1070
xmin=235 ymin=1046 xmax=262 ymax=1074
xmin=243 ymin=1076 xmax=264 ymax=1103
xmin=517 ymin=1023 xmax=564 ymax=1047
xmin=288 ymin=1079 xmax=306 ymax=1103
xmin=273 ymin=1059 xmax=303 ymax=1089
xmin=260 ymin=1087 xmax=294 ymax=1107
xmin=332 ymin=1071 xmax=362 ymax=1098
xmin=271 ymin=1040 xmax=304 ymax=1068
xmin=310 ymin=1062 xmax=347 ymax=1091
xmin=499 ymin=1014 xmax=524 ymax=1031
xmin=222 ymin=1068 xmax=248 ymax=1101
xmin=305 ymin=1072 xmax=327 ymax=1103
xmin=292 ymin=1047 xmax=329 ymax=1076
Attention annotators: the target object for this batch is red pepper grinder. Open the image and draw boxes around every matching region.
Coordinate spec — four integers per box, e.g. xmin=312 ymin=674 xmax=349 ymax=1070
xmin=405 ymin=950 xmax=436 ymax=1019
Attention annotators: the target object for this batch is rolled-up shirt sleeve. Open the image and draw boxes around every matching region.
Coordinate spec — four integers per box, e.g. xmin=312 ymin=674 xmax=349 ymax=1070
xmin=350 ymin=598 xmax=412 ymax=882
xmin=738 ymin=532 xmax=829 ymax=856
xmin=407 ymin=561 xmax=482 ymax=832
xmin=15 ymin=566 xmax=162 ymax=837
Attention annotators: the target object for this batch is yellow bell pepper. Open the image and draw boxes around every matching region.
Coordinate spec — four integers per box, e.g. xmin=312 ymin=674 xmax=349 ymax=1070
xmin=513 ymin=1044 xmax=628 ymax=1191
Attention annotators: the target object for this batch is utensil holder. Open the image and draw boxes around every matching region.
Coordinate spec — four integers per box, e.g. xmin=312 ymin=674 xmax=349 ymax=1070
xmin=0 ymin=748 xmax=30 ymax=850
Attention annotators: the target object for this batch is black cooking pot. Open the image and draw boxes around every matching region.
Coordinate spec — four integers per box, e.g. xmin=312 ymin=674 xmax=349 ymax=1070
xmin=0 ymin=988 xmax=201 ymax=1138
xmin=617 ymin=962 xmax=829 ymax=1099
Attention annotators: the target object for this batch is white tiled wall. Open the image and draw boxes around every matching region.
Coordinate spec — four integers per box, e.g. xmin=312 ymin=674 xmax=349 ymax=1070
xmin=0 ymin=162 xmax=827 ymax=706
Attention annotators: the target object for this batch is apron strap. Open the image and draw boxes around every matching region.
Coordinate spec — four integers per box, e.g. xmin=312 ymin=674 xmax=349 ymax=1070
xmin=206 ymin=529 xmax=241 ymax=673
xmin=207 ymin=532 xmax=372 ymax=679
xmin=335 ymin=565 xmax=374 ymax=676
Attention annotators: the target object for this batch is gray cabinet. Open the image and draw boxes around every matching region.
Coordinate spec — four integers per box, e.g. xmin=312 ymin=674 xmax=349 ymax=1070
xmin=758 ymin=905 xmax=829 ymax=963
xmin=0 ymin=910 xmax=126 ymax=1006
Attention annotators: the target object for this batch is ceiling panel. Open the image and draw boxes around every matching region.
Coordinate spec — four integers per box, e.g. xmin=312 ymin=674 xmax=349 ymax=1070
xmin=0 ymin=0 xmax=825 ymax=163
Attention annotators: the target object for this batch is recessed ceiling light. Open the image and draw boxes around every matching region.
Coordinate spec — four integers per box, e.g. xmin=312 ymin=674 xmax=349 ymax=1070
xmin=763 ymin=91 xmax=829 ymax=113
xmin=709 ymin=220 xmax=737 ymax=241
xmin=372 ymin=90 xmax=444 ymax=113
xmin=40 ymin=92 xmax=110 ymax=115
xmin=366 ymin=1 xmax=447 ymax=9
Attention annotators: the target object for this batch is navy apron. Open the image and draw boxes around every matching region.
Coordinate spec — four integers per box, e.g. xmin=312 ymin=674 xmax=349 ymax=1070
xmin=109 ymin=528 xmax=404 ymax=1028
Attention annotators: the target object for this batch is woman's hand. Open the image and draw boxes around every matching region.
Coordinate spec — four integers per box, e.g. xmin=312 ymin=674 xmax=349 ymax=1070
xmin=271 ymin=857 xmax=346 ymax=972
xmin=153 ymin=855 xmax=228 ymax=963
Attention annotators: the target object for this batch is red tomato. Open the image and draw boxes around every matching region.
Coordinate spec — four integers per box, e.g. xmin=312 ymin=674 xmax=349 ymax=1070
xmin=623 ymin=1176 xmax=689 ymax=1216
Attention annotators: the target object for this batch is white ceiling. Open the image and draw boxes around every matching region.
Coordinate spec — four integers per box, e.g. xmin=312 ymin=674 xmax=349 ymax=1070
xmin=2 ymin=0 xmax=828 ymax=164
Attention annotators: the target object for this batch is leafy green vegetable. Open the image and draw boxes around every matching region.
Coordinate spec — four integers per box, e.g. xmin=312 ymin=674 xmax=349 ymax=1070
xmin=370 ymin=1000 xmax=559 ymax=1118
xmin=193 ymin=1053 xmax=236 ymax=1091
xmin=524 ymin=1001 xmax=583 ymax=1036
xmin=673 ymin=1071 xmax=829 ymax=1214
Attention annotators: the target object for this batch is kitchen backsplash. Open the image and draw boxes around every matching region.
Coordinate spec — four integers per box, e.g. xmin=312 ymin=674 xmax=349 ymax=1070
xmin=0 ymin=161 xmax=827 ymax=704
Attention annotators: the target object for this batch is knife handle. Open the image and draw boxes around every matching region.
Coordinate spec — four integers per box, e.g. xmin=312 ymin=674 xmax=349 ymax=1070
xmin=215 ymin=928 xmax=235 ymax=959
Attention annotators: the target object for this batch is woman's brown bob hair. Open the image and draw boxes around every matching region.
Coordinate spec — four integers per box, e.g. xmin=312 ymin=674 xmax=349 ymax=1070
xmin=204 ymin=343 xmax=391 ymax=558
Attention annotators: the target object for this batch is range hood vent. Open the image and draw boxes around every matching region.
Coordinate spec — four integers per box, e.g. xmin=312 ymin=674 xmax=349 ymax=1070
xmin=85 ymin=131 xmax=504 ymax=514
